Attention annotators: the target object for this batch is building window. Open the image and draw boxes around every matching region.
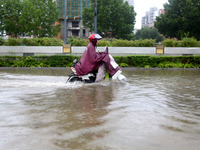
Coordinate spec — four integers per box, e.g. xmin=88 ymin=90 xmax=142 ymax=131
xmin=72 ymin=21 xmax=79 ymax=27
xmin=83 ymin=29 xmax=85 ymax=37
xmin=72 ymin=30 xmax=79 ymax=37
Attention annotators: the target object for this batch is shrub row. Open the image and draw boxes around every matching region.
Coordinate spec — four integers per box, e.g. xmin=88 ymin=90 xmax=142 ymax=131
xmin=162 ymin=38 xmax=200 ymax=47
xmin=67 ymin=38 xmax=156 ymax=47
xmin=65 ymin=37 xmax=200 ymax=47
xmin=0 ymin=38 xmax=64 ymax=46
xmin=0 ymin=55 xmax=200 ymax=68
xmin=0 ymin=55 xmax=79 ymax=68
xmin=114 ymin=56 xmax=200 ymax=68
xmin=1 ymin=37 xmax=200 ymax=47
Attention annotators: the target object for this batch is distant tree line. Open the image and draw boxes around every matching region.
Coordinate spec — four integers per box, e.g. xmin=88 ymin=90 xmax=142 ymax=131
xmin=83 ymin=0 xmax=136 ymax=40
xmin=135 ymin=0 xmax=200 ymax=42
xmin=155 ymin=0 xmax=200 ymax=40
xmin=1 ymin=0 xmax=199 ymax=42
xmin=135 ymin=27 xmax=164 ymax=42
xmin=83 ymin=0 xmax=200 ymax=42
xmin=0 ymin=0 xmax=60 ymax=38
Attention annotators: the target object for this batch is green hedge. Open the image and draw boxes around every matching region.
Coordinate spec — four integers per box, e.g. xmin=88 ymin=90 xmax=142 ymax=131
xmin=0 ymin=38 xmax=156 ymax=47
xmin=67 ymin=38 xmax=89 ymax=46
xmin=114 ymin=56 xmax=200 ymax=68
xmin=0 ymin=38 xmax=5 ymax=45
xmin=1 ymin=38 xmax=64 ymax=46
xmin=1 ymin=37 xmax=200 ymax=47
xmin=0 ymin=55 xmax=200 ymax=68
xmin=162 ymin=38 xmax=200 ymax=47
xmin=67 ymin=38 xmax=156 ymax=47
xmin=111 ymin=39 xmax=156 ymax=47
xmin=68 ymin=37 xmax=200 ymax=47
xmin=0 ymin=55 xmax=79 ymax=68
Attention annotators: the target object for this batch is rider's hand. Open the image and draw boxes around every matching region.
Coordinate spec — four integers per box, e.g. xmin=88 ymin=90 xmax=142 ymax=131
xmin=104 ymin=46 xmax=108 ymax=54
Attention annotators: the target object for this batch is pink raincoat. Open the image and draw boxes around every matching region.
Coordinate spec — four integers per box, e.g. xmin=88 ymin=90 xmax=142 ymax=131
xmin=75 ymin=42 xmax=120 ymax=76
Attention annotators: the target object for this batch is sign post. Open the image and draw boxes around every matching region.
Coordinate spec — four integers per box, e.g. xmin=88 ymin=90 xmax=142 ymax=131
xmin=156 ymin=45 xmax=164 ymax=54
xmin=63 ymin=44 xmax=71 ymax=53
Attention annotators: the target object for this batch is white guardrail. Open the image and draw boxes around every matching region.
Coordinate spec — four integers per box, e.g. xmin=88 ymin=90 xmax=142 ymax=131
xmin=0 ymin=46 xmax=63 ymax=56
xmin=164 ymin=47 xmax=200 ymax=55
xmin=0 ymin=46 xmax=200 ymax=56
xmin=72 ymin=47 xmax=156 ymax=55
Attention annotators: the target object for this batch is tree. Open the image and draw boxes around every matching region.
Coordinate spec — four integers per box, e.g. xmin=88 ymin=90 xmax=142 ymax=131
xmin=135 ymin=27 xmax=164 ymax=42
xmin=83 ymin=0 xmax=136 ymax=40
xmin=0 ymin=0 xmax=5 ymax=36
xmin=3 ymin=0 xmax=23 ymax=37
xmin=155 ymin=0 xmax=200 ymax=40
xmin=26 ymin=0 xmax=60 ymax=37
xmin=2 ymin=0 xmax=60 ymax=37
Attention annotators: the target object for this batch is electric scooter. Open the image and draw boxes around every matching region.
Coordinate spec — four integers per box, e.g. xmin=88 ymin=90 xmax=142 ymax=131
xmin=67 ymin=47 xmax=126 ymax=83
xmin=67 ymin=59 xmax=99 ymax=83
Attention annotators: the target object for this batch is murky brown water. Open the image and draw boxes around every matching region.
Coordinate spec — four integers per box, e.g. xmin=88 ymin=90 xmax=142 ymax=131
xmin=0 ymin=68 xmax=200 ymax=150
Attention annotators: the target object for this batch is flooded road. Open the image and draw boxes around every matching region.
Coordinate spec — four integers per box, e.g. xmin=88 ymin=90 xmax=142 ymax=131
xmin=0 ymin=68 xmax=200 ymax=150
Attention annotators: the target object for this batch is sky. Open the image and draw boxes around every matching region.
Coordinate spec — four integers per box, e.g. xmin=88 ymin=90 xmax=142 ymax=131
xmin=134 ymin=0 xmax=169 ymax=29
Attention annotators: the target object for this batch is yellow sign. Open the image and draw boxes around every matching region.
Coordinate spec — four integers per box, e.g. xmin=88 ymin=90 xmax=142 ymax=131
xmin=156 ymin=45 xmax=164 ymax=54
xmin=63 ymin=44 xmax=71 ymax=53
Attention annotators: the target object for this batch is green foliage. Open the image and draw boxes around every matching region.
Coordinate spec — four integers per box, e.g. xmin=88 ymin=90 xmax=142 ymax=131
xmin=68 ymin=38 xmax=89 ymax=46
xmin=0 ymin=0 xmax=5 ymax=35
xmin=5 ymin=38 xmax=22 ymax=46
xmin=3 ymin=0 xmax=23 ymax=37
xmin=139 ymin=39 xmax=156 ymax=47
xmin=27 ymin=0 xmax=60 ymax=37
xmin=12 ymin=56 xmax=44 ymax=67
xmin=0 ymin=56 xmax=14 ymax=67
xmin=104 ymin=39 xmax=155 ymax=47
xmin=67 ymin=37 xmax=200 ymax=47
xmin=119 ymin=63 xmax=129 ymax=67
xmin=3 ymin=37 xmax=199 ymax=47
xmin=135 ymin=27 xmax=164 ymax=42
xmin=98 ymin=39 xmax=112 ymax=47
xmin=111 ymin=39 xmax=134 ymax=47
xmin=155 ymin=0 xmax=200 ymax=40
xmin=28 ymin=38 xmax=64 ymax=46
xmin=83 ymin=0 xmax=136 ymax=40
xmin=181 ymin=37 xmax=198 ymax=47
xmin=0 ymin=55 xmax=80 ymax=67
xmin=161 ymin=38 xmax=179 ymax=47
xmin=45 ymin=55 xmax=79 ymax=67
xmin=46 ymin=56 xmax=67 ymax=67
xmin=158 ymin=61 xmax=183 ymax=68
xmin=23 ymin=38 xmax=41 ymax=46
xmin=1 ymin=55 xmax=200 ymax=68
xmin=0 ymin=38 xmax=5 ymax=45
xmin=112 ymin=39 xmax=133 ymax=47
xmin=67 ymin=38 xmax=156 ymax=47
xmin=113 ymin=56 xmax=200 ymax=68
xmin=162 ymin=38 xmax=198 ymax=47
xmin=2 ymin=0 xmax=60 ymax=37
xmin=3 ymin=38 xmax=63 ymax=46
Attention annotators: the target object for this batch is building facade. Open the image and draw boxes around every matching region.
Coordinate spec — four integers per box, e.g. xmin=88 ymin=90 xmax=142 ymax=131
xmin=141 ymin=7 xmax=165 ymax=28
xmin=56 ymin=0 xmax=91 ymax=39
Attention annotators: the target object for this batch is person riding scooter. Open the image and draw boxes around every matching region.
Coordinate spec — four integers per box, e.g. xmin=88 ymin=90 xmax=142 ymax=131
xmin=71 ymin=33 xmax=126 ymax=82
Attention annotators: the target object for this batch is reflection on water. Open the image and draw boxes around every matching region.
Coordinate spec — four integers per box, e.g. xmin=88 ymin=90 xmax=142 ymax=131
xmin=0 ymin=68 xmax=200 ymax=150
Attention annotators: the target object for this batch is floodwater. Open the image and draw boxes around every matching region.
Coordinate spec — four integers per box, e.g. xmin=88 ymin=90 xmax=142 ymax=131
xmin=0 ymin=68 xmax=200 ymax=150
